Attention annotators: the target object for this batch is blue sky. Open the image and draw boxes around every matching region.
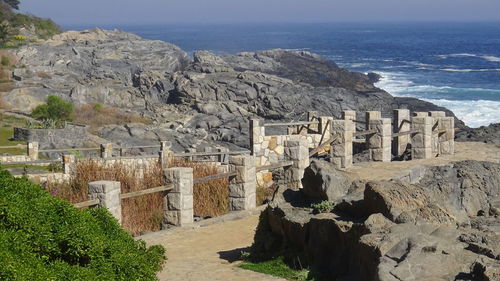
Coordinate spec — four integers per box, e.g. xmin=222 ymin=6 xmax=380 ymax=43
xmin=21 ymin=0 xmax=500 ymax=25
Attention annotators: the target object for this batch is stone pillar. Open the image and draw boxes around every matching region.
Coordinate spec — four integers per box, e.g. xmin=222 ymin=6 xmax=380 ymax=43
xmin=249 ymin=118 xmax=265 ymax=157
xmin=88 ymin=181 xmax=122 ymax=224
xmin=365 ymin=111 xmax=381 ymax=146
xmin=163 ymin=167 xmax=194 ymax=227
xmin=393 ymin=109 xmax=411 ymax=157
xmin=368 ymin=118 xmax=392 ymax=162
xmin=284 ymin=138 xmax=310 ymax=189
xmin=318 ymin=116 xmax=333 ymax=139
xmin=307 ymin=111 xmax=319 ymax=133
xmin=342 ymin=110 xmax=356 ymax=121
xmin=414 ymin=112 xmax=429 ymax=117
xmin=217 ymin=148 xmax=229 ymax=163
xmin=429 ymin=111 xmax=445 ymax=157
xmin=411 ymin=116 xmax=433 ymax=159
xmin=229 ymin=155 xmax=256 ymax=211
xmin=63 ymin=154 xmax=76 ymax=175
xmin=365 ymin=111 xmax=382 ymax=125
xmin=159 ymin=141 xmax=173 ymax=169
xmin=330 ymin=120 xmax=354 ymax=169
xmin=100 ymin=143 xmax=113 ymax=158
xmin=27 ymin=142 xmax=39 ymax=160
xmin=439 ymin=117 xmax=455 ymax=155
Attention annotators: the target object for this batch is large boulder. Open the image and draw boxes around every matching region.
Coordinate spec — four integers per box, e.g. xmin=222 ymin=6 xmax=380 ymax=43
xmin=301 ymin=159 xmax=353 ymax=201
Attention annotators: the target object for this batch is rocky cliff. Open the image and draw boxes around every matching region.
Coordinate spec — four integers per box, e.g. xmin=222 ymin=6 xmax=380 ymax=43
xmin=1 ymin=28 xmax=462 ymax=151
xmin=252 ymin=160 xmax=500 ymax=280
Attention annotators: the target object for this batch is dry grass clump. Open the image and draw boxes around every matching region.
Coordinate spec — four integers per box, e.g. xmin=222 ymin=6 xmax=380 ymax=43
xmin=74 ymin=104 xmax=150 ymax=132
xmin=168 ymin=158 xmax=229 ymax=218
xmin=47 ymin=158 xmax=230 ymax=235
xmin=47 ymin=160 xmax=164 ymax=236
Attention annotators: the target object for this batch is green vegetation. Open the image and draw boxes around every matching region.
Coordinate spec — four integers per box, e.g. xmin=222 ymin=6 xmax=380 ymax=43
xmin=1 ymin=55 xmax=8 ymax=66
xmin=32 ymin=96 xmax=74 ymax=124
xmin=240 ymin=256 xmax=312 ymax=281
xmin=0 ymin=2 xmax=61 ymax=47
xmin=0 ymin=170 xmax=166 ymax=280
xmin=0 ymin=125 xmax=25 ymax=155
xmin=311 ymin=200 xmax=334 ymax=214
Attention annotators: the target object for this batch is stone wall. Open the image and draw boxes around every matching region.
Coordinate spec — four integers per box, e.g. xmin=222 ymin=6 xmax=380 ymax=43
xmin=13 ymin=123 xmax=90 ymax=150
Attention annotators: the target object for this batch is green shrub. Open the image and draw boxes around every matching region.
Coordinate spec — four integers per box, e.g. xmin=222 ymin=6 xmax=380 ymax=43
xmin=0 ymin=170 xmax=166 ymax=280
xmin=1 ymin=55 xmax=9 ymax=66
xmin=32 ymin=96 xmax=74 ymax=122
xmin=311 ymin=201 xmax=334 ymax=214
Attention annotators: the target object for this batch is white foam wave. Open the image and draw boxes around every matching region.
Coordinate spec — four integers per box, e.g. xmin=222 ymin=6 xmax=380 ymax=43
xmin=437 ymin=53 xmax=500 ymax=63
xmin=441 ymin=68 xmax=500 ymax=72
xmin=375 ymin=71 xmax=500 ymax=127
xmin=421 ymin=99 xmax=500 ymax=128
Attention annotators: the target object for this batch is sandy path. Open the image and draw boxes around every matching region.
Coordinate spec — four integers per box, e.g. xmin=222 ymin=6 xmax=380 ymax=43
xmin=139 ymin=215 xmax=285 ymax=281
xmin=347 ymin=142 xmax=500 ymax=181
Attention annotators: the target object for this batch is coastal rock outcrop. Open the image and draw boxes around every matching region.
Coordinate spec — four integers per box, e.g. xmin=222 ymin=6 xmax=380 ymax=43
xmin=2 ymin=29 xmax=464 ymax=151
xmin=251 ymin=160 xmax=500 ymax=280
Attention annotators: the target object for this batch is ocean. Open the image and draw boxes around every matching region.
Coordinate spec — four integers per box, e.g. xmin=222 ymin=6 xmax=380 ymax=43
xmin=66 ymin=22 xmax=500 ymax=128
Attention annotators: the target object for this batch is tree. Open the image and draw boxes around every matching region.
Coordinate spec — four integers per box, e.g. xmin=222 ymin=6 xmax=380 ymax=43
xmin=2 ymin=0 xmax=19 ymax=10
xmin=32 ymin=95 xmax=74 ymax=122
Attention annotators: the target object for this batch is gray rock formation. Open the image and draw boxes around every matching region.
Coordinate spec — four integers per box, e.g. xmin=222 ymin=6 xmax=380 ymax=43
xmin=1 ymin=29 xmax=464 ymax=151
xmin=301 ymin=159 xmax=353 ymax=201
xmin=251 ymin=160 xmax=500 ymax=280
xmin=456 ymin=123 xmax=500 ymax=145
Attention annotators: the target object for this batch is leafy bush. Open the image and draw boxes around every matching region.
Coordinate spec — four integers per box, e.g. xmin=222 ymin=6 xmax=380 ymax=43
xmin=0 ymin=170 xmax=166 ymax=280
xmin=1 ymin=55 xmax=9 ymax=66
xmin=311 ymin=201 xmax=334 ymax=214
xmin=32 ymin=96 xmax=74 ymax=122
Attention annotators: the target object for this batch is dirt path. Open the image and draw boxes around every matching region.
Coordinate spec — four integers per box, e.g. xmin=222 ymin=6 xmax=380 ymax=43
xmin=139 ymin=141 xmax=499 ymax=281
xmin=140 ymin=215 xmax=285 ymax=281
xmin=348 ymin=142 xmax=500 ymax=181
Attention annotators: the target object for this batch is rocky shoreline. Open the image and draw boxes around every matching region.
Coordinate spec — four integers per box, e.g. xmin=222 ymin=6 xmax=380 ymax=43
xmin=1 ymin=28 xmax=471 ymax=152
xmin=252 ymin=160 xmax=500 ymax=280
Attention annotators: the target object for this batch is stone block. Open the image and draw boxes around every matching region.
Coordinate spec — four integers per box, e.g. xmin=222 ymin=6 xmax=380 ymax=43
xmin=179 ymin=208 xmax=193 ymax=226
xmin=163 ymin=210 xmax=180 ymax=226
xmin=412 ymin=148 xmax=433 ymax=159
xmin=429 ymin=111 xmax=445 ymax=117
xmin=166 ymin=192 xmax=181 ymax=210
xmin=88 ymin=181 xmax=122 ymax=224
xmin=182 ymin=195 xmax=193 ymax=210
xmin=342 ymin=110 xmax=356 ymax=121
xmin=230 ymin=192 xmax=256 ymax=211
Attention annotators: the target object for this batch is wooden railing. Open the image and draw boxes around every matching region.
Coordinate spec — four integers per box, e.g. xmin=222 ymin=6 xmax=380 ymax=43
xmin=0 ymin=144 xmax=27 ymax=149
xmin=256 ymin=161 xmax=293 ymax=172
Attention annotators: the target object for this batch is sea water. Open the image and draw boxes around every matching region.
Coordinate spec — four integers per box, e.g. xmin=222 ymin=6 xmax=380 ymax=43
xmin=66 ymin=22 xmax=500 ymax=127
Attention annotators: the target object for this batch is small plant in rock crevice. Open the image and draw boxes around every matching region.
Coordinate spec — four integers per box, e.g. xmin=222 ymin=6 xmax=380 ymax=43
xmin=311 ymin=200 xmax=334 ymax=214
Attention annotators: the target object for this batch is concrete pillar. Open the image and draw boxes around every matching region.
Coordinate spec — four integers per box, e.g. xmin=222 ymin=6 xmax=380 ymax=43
xmin=439 ymin=117 xmax=455 ymax=155
xmin=100 ymin=143 xmax=113 ymax=158
xmin=159 ymin=141 xmax=173 ymax=169
xmin=163 ymin=167 xmax=194 ymax=227
xmin=249 ymin=118 xmax=265 ymax=157
xmin=284 ymin=138 xmax=310 ymax=189
xmin=342 ymin=110 xmax=356 ymax=121
xmin=429 ymin=111 xmax=446 ymax=157
xmin=368 ymin=118 xmax=392 ymax=162
xmin=63 ymin=154 xmax=75 ymax=175
xmin=27 ymin=142 xmax=38 ymax=160
xmin=307 ymin=111 xmax=319 ymax=133
xmin=330 ymin=120 xmax=354 ymax=169
xmin=229 ymin=155 xmax=256 ymax=211
xmin=88 ymin=181 xmax=122 ymax=224
xmin=411 ymin=116 xmax=433 ymax=159
xmin=393 ymin=109 xmax=411 ymax=157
